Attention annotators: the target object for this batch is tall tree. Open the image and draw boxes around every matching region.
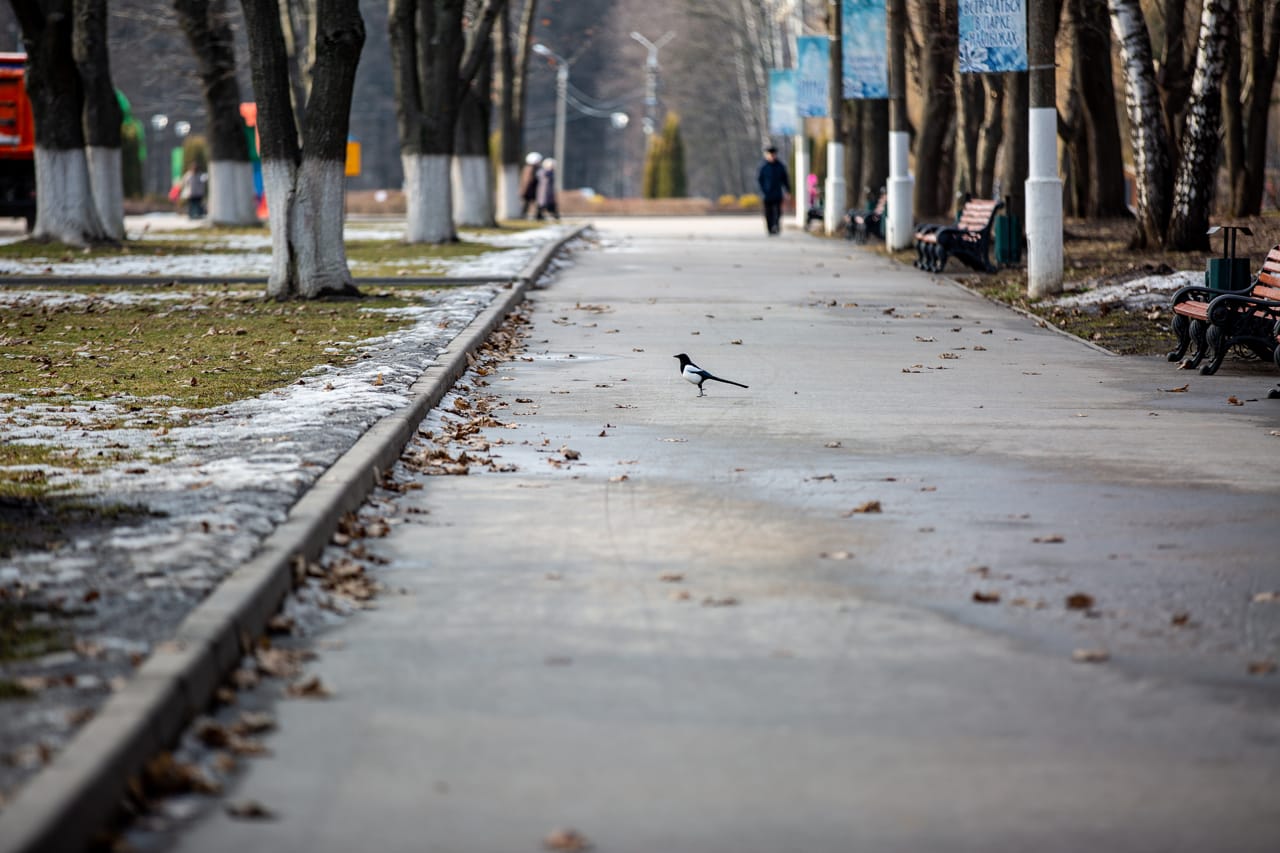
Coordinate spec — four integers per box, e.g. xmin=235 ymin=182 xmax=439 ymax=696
xmin=240 ymin=0 xmax=365 ymax=298
xmin=1064 ymin=0 xmax=1129 ymax=217
xmin=453 ymin=6 xmax=496 ymax=228
xmin=12 ymin=0 xmax=121 ymax=245
xmin=495 ymin=0 xmax=537 ymax=219
xmin=174 ymin=0 xmax=259 ymax=225
xmin=910 ymin=0 xmax=958 ymax=218
xmin=1110 ymin=0 xmax=1173 ymax=247
xmin=1222 ymin=0 xmax=1280 ymax=216
xmin=1166 ymin=0 xmax=1234 ymax=249
xmin=389 ymin=0 xmax=503 ymax=244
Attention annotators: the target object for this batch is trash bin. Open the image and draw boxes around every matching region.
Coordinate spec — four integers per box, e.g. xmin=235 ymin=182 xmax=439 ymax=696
xmin=1205 ymin=224 xmax=1253 ymax=291
xmin=994 ymin=213 xmax=1020 ymax=266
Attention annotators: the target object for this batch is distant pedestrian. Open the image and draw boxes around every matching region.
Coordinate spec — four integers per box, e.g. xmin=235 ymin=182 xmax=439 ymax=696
xmin=536 ymin=158 xmax=559 ymax=221
xmin=179 ymin=166 xmax=207 ymax=219
xmin=757 ymin=145 xmax=791 ymax=236
xmin=519 ymin=152 xmax=542 ymax=219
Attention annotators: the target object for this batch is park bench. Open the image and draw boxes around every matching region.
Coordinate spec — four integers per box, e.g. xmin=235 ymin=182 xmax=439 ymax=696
xmin=844 ymin=189 xmax=886 ymax=243
xmin=1168 ymin=244 xmax=1280 ymax=374
xmin=913 ymin=195 xmax=1002 ymax=273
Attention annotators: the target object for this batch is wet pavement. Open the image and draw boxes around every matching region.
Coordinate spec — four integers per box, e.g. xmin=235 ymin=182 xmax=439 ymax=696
xmin=149 ymin=217 xmax=1280 ymax=850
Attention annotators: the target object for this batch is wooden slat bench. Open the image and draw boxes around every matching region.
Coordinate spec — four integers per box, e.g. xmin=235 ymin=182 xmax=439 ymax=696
xmin=1169 ymin=244 xmax=1280 ymax=373
xmin=913 ymin=195 xmax=1002 ymax=273
xmin=844 ymin=190 xmax=886 ymax=244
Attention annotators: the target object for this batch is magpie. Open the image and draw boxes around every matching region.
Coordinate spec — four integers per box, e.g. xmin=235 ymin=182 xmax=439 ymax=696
xmin=673 ymin=353 xmax=749 ymax=397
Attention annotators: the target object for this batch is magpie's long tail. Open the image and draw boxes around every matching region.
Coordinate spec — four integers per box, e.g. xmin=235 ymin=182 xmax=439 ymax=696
xmin=708 ymin=374 xmax=749 ymax=389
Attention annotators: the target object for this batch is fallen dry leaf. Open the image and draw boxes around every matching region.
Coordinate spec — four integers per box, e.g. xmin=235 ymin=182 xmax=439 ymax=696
xmin=143 ymin=753 xmax=221 ymax=796
xmin=373 ymin=373 xmax=383 ymax=387
xmin=285 ymin=674 xmax=332 ymax=699
xmin=1065 ymin=593 xmax=1095 ymax=611
xmin=1247 ymin=660 xmax=1277 ymax=676
xmin=1033 ymin=534 xmax=1065 ymax=544
xmin=819 ymin=551 xmax=853 ymax=560
xmin=702 ymin=596 xmax=739 ymax=607
xmin=559 ymin=446 xmax=581 ymax=460
xmin=669 ymin=590 xmax=691 ymax=601
xmin=659 ymin=572 xmax=684 ymax=582
xmin=824 ymin=441 xmax=843 ymax=448
xmin=1170 ymin=611 xmax=1192 ymax=627
xmin=1072 ymin=648 xmax=1110 ymax=664
xmin=225 ymin=799 xmax=275 ymax=820
xmin=1161 ymin=384 xmax=1190 ymax=393
xmin=843 ymin=500 xmax=882 ymax=516
xmin=1251 ymin=591 xmax=1280 ymax=603
xmin=543 ymin=828 xmax=591 ymax=851
xmin=971 ymin=590 xmax=1001 ymax=604
xmin=1227 ymin=396 xmax=1244 ymax=406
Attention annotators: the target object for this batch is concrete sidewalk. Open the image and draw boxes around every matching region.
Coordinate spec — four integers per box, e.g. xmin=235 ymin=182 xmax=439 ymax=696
xmin=166 ymin=217 xmax=1280 ymax=853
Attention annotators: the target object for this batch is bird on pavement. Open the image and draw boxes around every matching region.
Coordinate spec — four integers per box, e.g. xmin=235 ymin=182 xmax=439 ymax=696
xmin=673 ymin=353 xmax=749 ymax=397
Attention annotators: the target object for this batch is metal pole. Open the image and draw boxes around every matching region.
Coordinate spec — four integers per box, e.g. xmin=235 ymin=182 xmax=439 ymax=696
xmin=554 ymin=64 xmax=567 ymax=197
xmin=1026 ymin=0 xmax=1062 ymax=296
xmin=885 ymin=0 xmax=914 ymax=249
xmin=824 ymin=0 xmax=846 ymax=235
xmin=631 ymin=32 xmax=675 ymax=138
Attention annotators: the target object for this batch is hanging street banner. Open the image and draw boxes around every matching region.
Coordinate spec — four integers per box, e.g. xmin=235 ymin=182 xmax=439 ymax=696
xmin=843 ymin=0 xmax=888 ymax=98
xmin=768 ymin=69 xmax=798 ymax=137
xmin=958 ymin=0 xmax=1028 ymax=73
xmin=796 ymin=35 xmax=830 ymax=118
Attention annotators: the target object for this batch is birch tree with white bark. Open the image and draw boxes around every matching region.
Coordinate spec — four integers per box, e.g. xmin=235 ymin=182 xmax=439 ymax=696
xmin=240 ymin=0 xmax=364 ymax=298
xmin=1166 ymin=0 xmax=1234 ymax=250
xmin=389 ymin=0 xmax=504 ymax=244
xmin=1109 ymin=0 xmax=1173 ymax=248
xmin=11 ymin=0 xmax=122 ymax=245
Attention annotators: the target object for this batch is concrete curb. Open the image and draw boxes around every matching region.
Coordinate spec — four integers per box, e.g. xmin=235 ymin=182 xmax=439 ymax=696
xmin=0 ymin=225 xmax=588 ymax=853
xmin=942 ymin=276 xmax=1121 ymax=357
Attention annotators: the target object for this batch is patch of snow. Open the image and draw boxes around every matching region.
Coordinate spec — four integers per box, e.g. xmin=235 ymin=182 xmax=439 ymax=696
xmin=1051 ymin=270 xmax=1204 ymax=311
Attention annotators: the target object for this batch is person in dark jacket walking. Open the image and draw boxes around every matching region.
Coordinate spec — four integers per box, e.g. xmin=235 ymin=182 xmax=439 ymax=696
xmin=757 ymin=145 xmax=791 ymax=235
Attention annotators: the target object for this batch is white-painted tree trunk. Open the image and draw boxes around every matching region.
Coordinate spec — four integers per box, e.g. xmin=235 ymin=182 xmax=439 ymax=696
xmin=85 ymin=146 xmax=124 ymax=241
xmin=32 ymin=147 xmax=108 ymax=246
xmin=1026 ymin=107 xmax=1063 ymax=299
xmin=262 ymin=159 xmax=297 ymax=299
xmin=793 ymin=136 xmax=809 ymax=229
xmin=292 ymin=159 xmax=354 ymax=297
xmin=824 ymin=143 xmax=846 ymax=236
xmin=209 ymin=160 xmax=260 ymax=225
xmin=885 ymin=130 xmax=914 ymax=250
xmin=451 ymin=154 xmax=493 ymax=226
xmin=403 ymin=153 xmax=454 ymax=243
xmin=496 ymin=163 xmax=521 ymax=221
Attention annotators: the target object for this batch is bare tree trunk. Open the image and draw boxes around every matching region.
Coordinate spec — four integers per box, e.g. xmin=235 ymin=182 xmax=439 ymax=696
xmin=12 ymin=0 xmax=109 ymax=246
xmin=175 ymin=0 xmax=259 ymax=225
xmin=453 ymin=37 xmax=495 ymax=227
xmin=1074 ymin=0 xmax=1131 ymax=217
xmin=391 ymin=0 xmax=503 ymax=243
xmin=1110 ymin=0 xmax=1173 ymax=247
xmin=998 ymin=71 xmax=1027 ymax=226
xmin=1060 ymin=62 xmax=1089 ymax=217
xmin=912 ymin=0 xmax=957 ymax=218
xmin=73 ymin=0 xmax=123 ymax=240
xmin=975 ymin=74 xmax=1003 ymax=198
xmin=954 ymin=70 xmax=982 ymax=198
xmin=1231 ymin=0 xmax=1280 ymax=215
xmin=495 ymin=0 xmax=536 ymax=219
xmin=845 ymin=100 xmax=863 ymax=205
xmin=1168 ymin=0 xmax=1234 ymax=250
xmin=1157 ymin=0 xmax=1193 ymax=144
xmin=863 ymin=98 xmax=890 ymax=198
xmin=241 ymin=0 xmax=364 ymax=298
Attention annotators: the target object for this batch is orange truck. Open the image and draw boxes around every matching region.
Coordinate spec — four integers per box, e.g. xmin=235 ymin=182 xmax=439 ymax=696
xmin=0 ymin=52 xmax=36 ymax=230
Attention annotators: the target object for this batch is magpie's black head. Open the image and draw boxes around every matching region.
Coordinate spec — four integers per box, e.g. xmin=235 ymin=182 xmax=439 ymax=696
xmin=673 ymin=353 xmax=691 ymax=368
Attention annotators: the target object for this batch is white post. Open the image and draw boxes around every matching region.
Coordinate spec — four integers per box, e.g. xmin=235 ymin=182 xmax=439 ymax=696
xmin=554 ymin=64 xmax=567 ymax=197
xmin=885 ymin=131 xmax=914 ymax=250
xmin=794 ymin=135 xmax=809 ymax=229
xmin=824 ymin=142 xmax=846 ymax=235
xmin=1026 ymin=107 xmax=1063 ymax=297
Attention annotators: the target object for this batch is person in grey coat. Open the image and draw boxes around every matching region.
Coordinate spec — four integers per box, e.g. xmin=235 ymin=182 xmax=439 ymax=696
xmin=536 ymin=158 xmax=559 ymax=221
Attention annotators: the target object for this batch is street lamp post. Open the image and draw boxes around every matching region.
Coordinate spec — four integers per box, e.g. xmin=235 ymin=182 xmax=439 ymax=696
xmin=149 ymin=113 xmax=169 ymax=197
xmin=533 ymin=43 xmax=569 ymax=197
xmin=630 ymin=31 xmax=675 ymax=138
